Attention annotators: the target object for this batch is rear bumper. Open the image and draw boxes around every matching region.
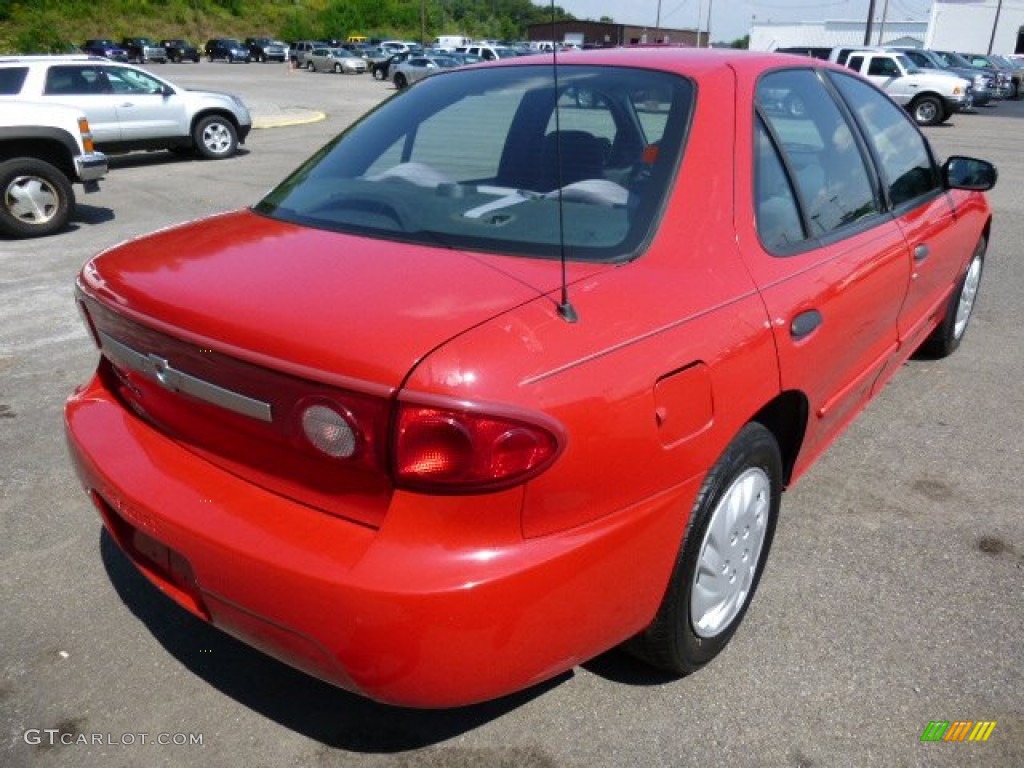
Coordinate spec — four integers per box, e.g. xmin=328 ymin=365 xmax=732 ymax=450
xmin=65 ymin=371 xmax=692 ymax=707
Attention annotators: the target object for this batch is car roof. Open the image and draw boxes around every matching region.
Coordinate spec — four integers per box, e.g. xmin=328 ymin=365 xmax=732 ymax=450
xmin=483 ymin=47 xmax=844 ymax=78
xmin=0 ymin=54 xmax=110 ymax=64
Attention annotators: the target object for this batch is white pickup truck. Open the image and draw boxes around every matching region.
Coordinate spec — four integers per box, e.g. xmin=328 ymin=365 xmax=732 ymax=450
xmin=842 ymin=50 xmax=972 ymax=126
xmin=0 ymin=101 xmax=108 ymax=237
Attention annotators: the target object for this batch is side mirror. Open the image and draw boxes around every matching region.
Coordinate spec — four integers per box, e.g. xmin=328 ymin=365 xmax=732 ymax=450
xmin=161 ymin=84 xmax=175 ymax=97
xmin=943 ymin=156 xmax=997 ymax=191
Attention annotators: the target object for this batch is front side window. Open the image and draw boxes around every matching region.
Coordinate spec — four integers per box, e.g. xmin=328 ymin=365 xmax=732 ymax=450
xmin=104 ymin=66 xmax=164 ymax=95
xmin=756 ymin=69 xmax=881 ymax=240
xmin=828 ymin=71 xmax=939 ymax=207
xmin=255 ymin=65 xmax=693 ymax=262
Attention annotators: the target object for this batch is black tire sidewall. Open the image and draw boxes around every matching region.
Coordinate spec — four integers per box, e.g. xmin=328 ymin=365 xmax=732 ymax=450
xmin=0 ymin=158 xmax=74 ymax=238
xmin=635 ymin=423 xmax=783 ymax=674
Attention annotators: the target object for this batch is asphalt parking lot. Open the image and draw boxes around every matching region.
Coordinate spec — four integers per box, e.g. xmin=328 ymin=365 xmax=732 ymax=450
xmin=2 ymin=62 xmax=1022 ymax=768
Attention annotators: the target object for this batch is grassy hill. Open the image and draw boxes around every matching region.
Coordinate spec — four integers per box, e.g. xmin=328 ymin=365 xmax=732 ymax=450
xmin=0 ymin=0 xmax=574 ymax=54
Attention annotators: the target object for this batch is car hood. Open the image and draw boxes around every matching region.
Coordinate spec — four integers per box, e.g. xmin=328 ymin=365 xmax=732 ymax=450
xmin=80 ymin=210 xmax=602 ymax=390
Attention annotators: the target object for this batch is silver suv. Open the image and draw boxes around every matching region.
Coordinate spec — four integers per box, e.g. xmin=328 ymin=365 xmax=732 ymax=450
xmin=0 ymin=55 xmax=252 ymax=159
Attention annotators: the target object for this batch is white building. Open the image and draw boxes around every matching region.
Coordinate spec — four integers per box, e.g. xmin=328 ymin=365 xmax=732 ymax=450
xmin=751 ymin=20 xmax=927 ymax=52
xmin=750 ymin=1 xmax=1023 ymax=55
xmin=926 ymin=0 xmax=1024 ymax=53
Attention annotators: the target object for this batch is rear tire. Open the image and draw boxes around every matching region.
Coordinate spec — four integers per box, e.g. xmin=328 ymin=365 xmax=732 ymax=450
xmin=394 ymin=73 xmax=407 ymax=89
xmin=0 ymin=158 xmax=74 ymax=238
xmin=626 ymin=423 xmax=782 ymax=674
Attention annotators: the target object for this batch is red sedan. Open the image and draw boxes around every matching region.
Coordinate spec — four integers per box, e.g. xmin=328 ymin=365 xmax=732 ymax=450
xmin=65 ymin=49 xmax=995 ymax=707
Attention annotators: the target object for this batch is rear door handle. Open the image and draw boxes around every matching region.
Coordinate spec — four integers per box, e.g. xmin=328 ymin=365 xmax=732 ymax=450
xmin=790 ymin=309 xmax=822 ymax=340
xmin=914 ymin=243 xmax=929 ymax=262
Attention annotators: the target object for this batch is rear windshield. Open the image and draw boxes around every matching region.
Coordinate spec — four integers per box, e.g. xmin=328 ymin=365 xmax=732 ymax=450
xmin=255 ymin=64 xmax=693 ymax=262
xmin=0 ymin=67 xmax=28 ymax=95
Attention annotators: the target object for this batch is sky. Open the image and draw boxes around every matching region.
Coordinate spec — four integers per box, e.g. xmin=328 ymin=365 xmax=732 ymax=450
xmin=544 ymin=0 xmax=936 ymax=44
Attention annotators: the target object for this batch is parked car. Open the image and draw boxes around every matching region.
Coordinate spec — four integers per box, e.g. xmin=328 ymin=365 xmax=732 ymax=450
xmin=887 ymin=47 xmax=994 ymax=107
xmin=0 ymin=55 xmax=251 ymax=159
xmin=843 ymin=50 xmax=972 ymax=125
xmin=933 ymin=49 xmax=1011 ymax=99
xmin=245 ymin=37 xmax=288 ymax=63
xmin=289 ymin=40 xmax=324 ymax=69
xmin=391 ymin=54 xmax=459 ymax=87
xmin=371 ymin=49 xmax=421 ymax=80
xmin=204 ymin=38 xmax=249 ymax=63
xmin=455 ymin=43 xmax=517 ymax=61
xmin=161 ymin=39 xmax=201 ymax=63
xmin=961 ymin=52 xmax=1021 ymax=99
xmin=65 ymin=49 xmax=995 ymax=709
xmin=80 ymin=39 xmax=128 ymax=62
xmin=0 ymin=99 xmax=107 ymax=237
xmin=120 ymin=37 xmax=168 ymax=64
xmin=307 ymin=47 xmax=368 ymax=74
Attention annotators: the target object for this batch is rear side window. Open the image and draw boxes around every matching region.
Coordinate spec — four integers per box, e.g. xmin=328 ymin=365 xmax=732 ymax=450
xmin=755 ymin=69 xmax=881 ymax=244
xmin=0 ymin=67 xmax=28 ymax=95
xmin=45 ymin=66 xmax=104 ymax=95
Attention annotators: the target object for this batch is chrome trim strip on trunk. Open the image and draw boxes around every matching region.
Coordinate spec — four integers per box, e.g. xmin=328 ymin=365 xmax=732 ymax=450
xmin=98 ymin=330 xmax=274 ymax=423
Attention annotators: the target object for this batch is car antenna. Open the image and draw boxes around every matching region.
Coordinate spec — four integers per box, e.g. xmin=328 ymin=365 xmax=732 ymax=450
xmin=550 ymin=0 xmax=578 ymax=323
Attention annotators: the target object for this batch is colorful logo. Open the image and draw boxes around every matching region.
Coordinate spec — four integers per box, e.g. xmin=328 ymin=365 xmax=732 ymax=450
xmin=920 ymin=721 xmax=997 ymax=742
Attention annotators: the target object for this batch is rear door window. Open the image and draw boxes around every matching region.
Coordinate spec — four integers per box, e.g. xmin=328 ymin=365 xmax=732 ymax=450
xmin=755 ymin=68 xmax=881 ymax=241
xmin=0 ymin=67 xmax=28 ymax=95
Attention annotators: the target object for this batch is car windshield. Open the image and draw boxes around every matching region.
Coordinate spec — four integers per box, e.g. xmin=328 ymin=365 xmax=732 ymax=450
xmin=896 ymin=54 xmax=919 ymax=74
xmin=944 ymin=51 xmax=974 ymax=68
xmin=255 ymin=65 xmax=692 ymax=262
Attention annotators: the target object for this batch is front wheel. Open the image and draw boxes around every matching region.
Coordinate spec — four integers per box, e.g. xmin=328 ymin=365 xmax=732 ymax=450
xmin=373 ymin=66 xmax=385 ymax=80
xmin=0 ymin=158 xmax=74 ymax=238
xmin=193 ymin=115 xmax=238 ymax=159
xmin=626 ymin=422 xmax=782 ymax=674
xmin=306 ymin=61 xmax=314 ymax=71
xmin=918 ymin=236 xmax=986 ymax=358
xmin=334 ymin=63 xmax=342 ymax=73
xmin=393 ymin=73 xmax=407 ymax=89
xmin=910 ymin=94 xmax=944 ymax=126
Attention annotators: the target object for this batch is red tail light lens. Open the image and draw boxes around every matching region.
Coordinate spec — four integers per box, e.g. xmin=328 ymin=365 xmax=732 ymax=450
xmin=394 ymin=403 xmax=562 ymax=492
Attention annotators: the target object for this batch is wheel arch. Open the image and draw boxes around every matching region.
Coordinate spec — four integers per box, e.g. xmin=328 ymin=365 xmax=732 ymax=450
xmin=749 ymin=390 xmax=809 ymax=488
xmin=188 ymin=109 xmax=242 ymax=140
xmin=0 ymin=137 xmax=76 ymax=181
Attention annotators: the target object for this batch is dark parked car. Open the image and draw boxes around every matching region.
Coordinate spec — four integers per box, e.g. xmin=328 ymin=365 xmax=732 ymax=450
xmin=161 ymin=39 xmax=200 ymax=63
xmin=245 ymin=37 xmax=288 ymax=63
xmin=962 ymin=52 xmax=1022 ymax=99
xmin=204 ymin=38 xmax=249 ymax=63
xmin=80 ymin=39 xmax=128 ymax=62
xmin=120 ymin=38 xmax=168 ymax=64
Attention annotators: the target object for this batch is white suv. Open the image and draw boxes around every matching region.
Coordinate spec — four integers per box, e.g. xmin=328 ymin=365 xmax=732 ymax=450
xmin=0 ymin=55 xmax=252 ymax=159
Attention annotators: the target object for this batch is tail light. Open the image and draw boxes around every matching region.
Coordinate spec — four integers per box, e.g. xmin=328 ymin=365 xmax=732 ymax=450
xmin=393 ymin=401 xmax=562 ymax=493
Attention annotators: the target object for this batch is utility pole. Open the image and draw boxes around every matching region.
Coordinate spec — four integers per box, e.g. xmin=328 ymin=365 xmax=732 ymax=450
xmin=988 ymin=0 xmax=1004 ymax=54
xmin=864 ymin=0 xmax=876 ymax=45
